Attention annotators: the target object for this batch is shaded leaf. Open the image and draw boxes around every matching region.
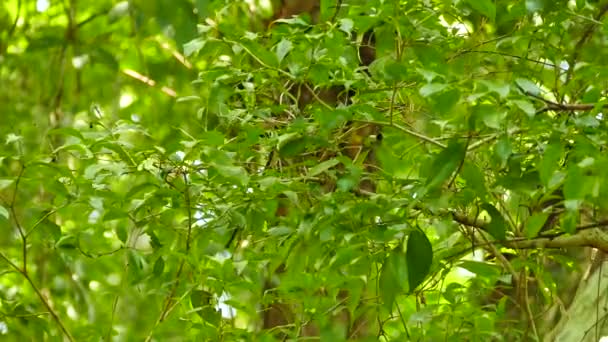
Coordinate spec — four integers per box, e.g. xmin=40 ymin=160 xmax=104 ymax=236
xmin=481 ymin=203 xmax=507 ymax=240
xmin=466 ymin=0 xmax=496 ymax=21
xmin=406 ymin=229 xmax=433 ymax=292
xmin=426 ymin=140 xmax=466 ymax=190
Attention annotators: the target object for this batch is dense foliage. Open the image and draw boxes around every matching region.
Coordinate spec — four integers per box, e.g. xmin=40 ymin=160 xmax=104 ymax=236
xmin=2 ymin=0 xmax=608 ymax=341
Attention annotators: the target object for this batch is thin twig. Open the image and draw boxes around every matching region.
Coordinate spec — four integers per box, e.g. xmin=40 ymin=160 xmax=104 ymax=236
xmin=517 ymin=83 xmax=608 ymax=113
xmin=522 ymin=264 xmax=540 ymax=340
xmin=449 ymin=50 xmax=566 ymax=71
xmin=564 ymin=3 xmax=608 ymax=87
xmin=0 ymin=252 xmax=75 ymax=341
xmin=145 ymin=172 xmax=195 ymax=341
xmin=395 ymin=299 xmax=411 ymax=339
xmin=352 ymin=119 xmax=447 ymax=148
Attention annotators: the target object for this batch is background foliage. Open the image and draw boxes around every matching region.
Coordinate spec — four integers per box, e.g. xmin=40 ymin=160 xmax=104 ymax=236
xmin=2 ymin=0 xmax=608 ymax=341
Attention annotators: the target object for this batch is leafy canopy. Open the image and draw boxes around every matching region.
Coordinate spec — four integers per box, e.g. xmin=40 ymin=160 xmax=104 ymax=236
xmin=2 ymin=0 xmax=608 ymax=341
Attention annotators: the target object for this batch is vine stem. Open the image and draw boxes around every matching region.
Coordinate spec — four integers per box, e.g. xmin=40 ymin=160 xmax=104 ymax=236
xmin=145 ymin=171 xmax=194 ymax=341
xmin=0 ymin=252 xmax=75 ymax=342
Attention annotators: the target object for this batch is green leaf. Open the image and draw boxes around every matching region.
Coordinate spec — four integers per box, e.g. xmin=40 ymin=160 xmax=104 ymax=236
xmin=239 ymin=40 xmax=279 ymax=68
xmin=563 ymin=166 xmax=587 ymax=200
xmin=338 ymin=18 xmax=354 ymax=34
xmin=48 ymin=127 xmax=85 ymax=141
xmin=512 ymin=99 xmax=536 ymax=117
xmin=380 ymin=249 xmax=408 ymax=311
xmin=526 ymin=0 xmax=545 ymax=13
xmin=419 ymin=83 xmax=447 ymax=97
xmin=153 ymin=257 xmax=165 ymax=276
xmin=474 ymin=104 xmax=507 ymax=129
xmin=0 ymin=179 xmax=14 ymax=190
xmin=465 ymin=0 xmax=496 ymax=21
xmin=176 ymin=95 xmax=201 ymax=103
xmin=184 ymin=38 xmax=206 ymax=57
xmin=425 ymin=140 xmax=466 ymax=189
xmin=406 ymin=229 xmax=433 ymax=292
xmin=212 ymin=164 xmax=250 ymax=186
xmin=538 ymin=142 xmax=563 ymax=187
xmin=5 ymin=133 xmax=22 ymax=145
xmin=267 ymin=226 xmax=294 ymax=236
xmin=494 ymin=135 xmax=512 ymax=166
xmin=275 ymin=39 xmax=293 ymax=63
xmin=279 ymin=137 xmax=307 ymax=158
xmin=191 ymin=289 xmax=220 ymax=326
xmin=461 ymin=162 xmax=487 ymax=197
xmin=561 ymin=211 xmax=578 ymax=234
xmin=479 ymin=80 xmax=510 ymax=98
xmin=481 ymin=203 xmax=507 ymax=240
xmin=576 ymin=0 xmax=585 ymax=10
xmin=526 ymin=213 xmax=549 ymax=238
xmin=0 ymin=205 xmax=8 ymax=220
xmin=515 ymin=78 xmax=540 ymax=96
xmin=309 ymin=159 xmax=340 ymax=177
xmin=458 ymin=260 xmax=501 ymax=278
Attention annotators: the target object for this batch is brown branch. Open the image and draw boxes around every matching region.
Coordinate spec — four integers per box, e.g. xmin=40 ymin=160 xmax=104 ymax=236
xmin=503 ymin=229 xmax=608 ymax=253
xmin=448 ymin=50 xmax=566 ymax=71
xmin=564 ymin=3 xmax=608 ymax=86
xmin=452 ymin=209 xmax=608 ymax=252
xmin=517 ymin=84 xmax=608 ymax=114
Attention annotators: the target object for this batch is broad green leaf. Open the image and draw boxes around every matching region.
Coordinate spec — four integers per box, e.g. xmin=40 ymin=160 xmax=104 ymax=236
xmin=339 ymin=18 xmax=354 ymax=34
xmin=48 ymin=127 xmax=85 ymax=141
xmin=419 ymin=83 xmax=447 ymax=97
xmin=458 ymin=260 xmax=501 ymax=278
xmin=0 ymin=179 xmax=14 ymax=190
xmin=279 ymin=137 xmax=307 ymax=158
xmin=425 ymin=140 xmax=466 ymax=190
xmin=461 ymin=162 xmax=487 ymax=197
xmin=561 ymin=210 xmax=578 ymax=234
xmin=380 ymin=249 xmax=408 ymax=310
xmin=466 ymin=0 xmax=496 ymax=21
xmin=212 ymin=164 xmax=249 ymax=186
xmin=576 ymin=0 xmax=585 ymax=9
xmin=153 ymin=257 xmax=165 ymax=276
xmin=515 ymin=78 xmax=540 ymax=96
xmin=239 ymin=40 xmax=279 ymax=68
xmin=526 ymin=0 xmax=545 ymax=12
xmin=538 ymin=142 xmax=563 ymax=187
xmin=0 ymin=205 xmax=8 ymax=220
xmin=494 ymin=135 xmax=512 ymax=166
xmin=5 ymin=133 xmax=22 ymax=145
xmin=108 ymin=1 xmax=129 ymax=23
xmin=479 ymin=80 xmax=510 ymax=98
xmin=267 ymin=226 xmax=294 ymax=236
xmin=406 ymin=229 xmax=433 ymax=292
xmin=275 ymin=39 xmax=293 ymax=63
xmin=512 ymin=99 xmax=536 ymax=117
xmin=184 ymin=38 xmax=206 ymax=57
xmin=563 ymin=166 xmax=588 ymax=200
xmin=309 ymin=159 xmax=340 ymax=176
xmin=191 ymin=289 xmax=219 ymax=325
xmin=481 ymin=203 xmax=507 ymax=240
xmin=475 ymin=104 xmax=507 ymax=129
xmin=432 ymin=88 xmax=460 ymax=114
xmin=526 ymin=213 xmax=549 ymax=238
